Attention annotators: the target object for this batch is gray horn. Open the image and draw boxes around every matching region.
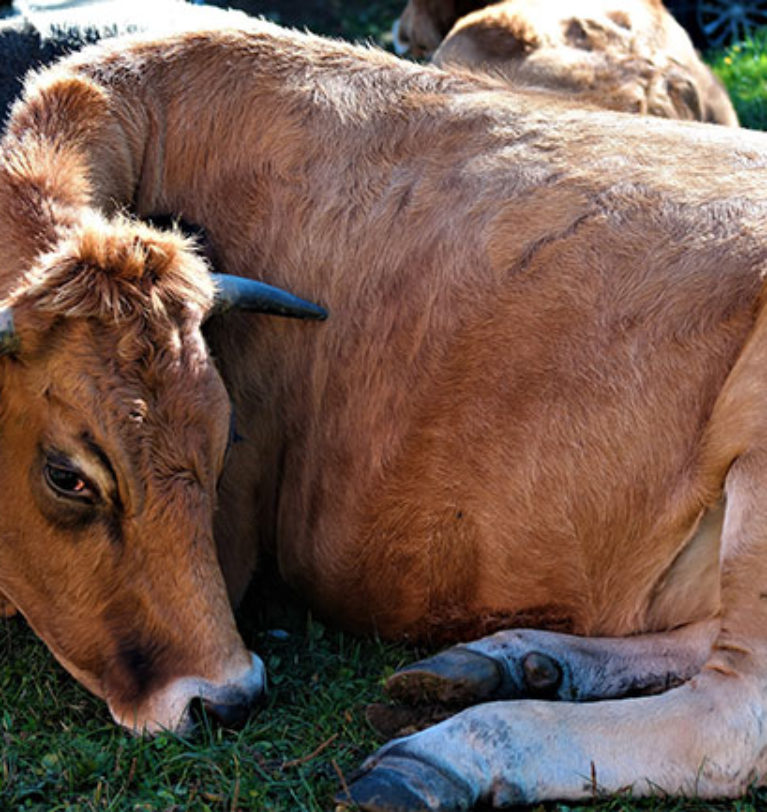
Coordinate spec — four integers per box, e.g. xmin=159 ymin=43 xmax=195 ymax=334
xmin=211 ymin=273 xmax=327 ymax=321
xmin=0 ymin=308 xmax=19 ymax=355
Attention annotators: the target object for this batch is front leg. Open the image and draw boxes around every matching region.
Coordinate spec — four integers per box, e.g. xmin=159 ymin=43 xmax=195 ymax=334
xmin=345 ymin=671 xmax=766 ymax=810
xmin=342 ymin=440 xmax=767 ymax=810
xmin=387 ymin=620 xmax=718 ymax=706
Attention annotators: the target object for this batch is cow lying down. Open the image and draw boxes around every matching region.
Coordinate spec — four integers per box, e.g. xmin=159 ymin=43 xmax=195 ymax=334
xmin=2 ymin=19 xmax=767 ymax=812
xmin=393 ymin=0 xmax=738 ymax=125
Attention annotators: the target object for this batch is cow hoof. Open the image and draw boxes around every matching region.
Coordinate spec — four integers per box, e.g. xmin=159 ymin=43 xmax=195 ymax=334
xmin=338 ymin=753 xmax=474 ymax=811
xmin=385 ymin=647 xmax=503 ymax=706
xmin=365 ymin=702 xmax=455 ymax=738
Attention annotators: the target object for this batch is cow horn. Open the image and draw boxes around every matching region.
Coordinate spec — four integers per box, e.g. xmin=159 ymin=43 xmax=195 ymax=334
xmin=0 ymin=308 xmax=19 ymax=355
xmin=211 ymin=273 xmax=328 ymax=321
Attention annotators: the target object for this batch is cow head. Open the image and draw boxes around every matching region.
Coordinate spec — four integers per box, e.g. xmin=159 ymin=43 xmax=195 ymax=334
xmin=0 ymin=214 xmax=322 ymax=733
xmin=393 ymin=0 xmax=488 ymax=58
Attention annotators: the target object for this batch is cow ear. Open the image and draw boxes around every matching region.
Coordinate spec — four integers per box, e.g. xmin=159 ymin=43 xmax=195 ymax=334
xmin=210 ymin=273 xmax=328 ymax=321
xmin=0 ymin=308 xmax=19 ymax=356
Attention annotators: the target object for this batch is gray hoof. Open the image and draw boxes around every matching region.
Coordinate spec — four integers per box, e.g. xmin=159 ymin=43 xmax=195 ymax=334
xmin=338 ymin=753 xmax=474 ymax=811
xmin=386 ymin=647 xmax=503 ymax=706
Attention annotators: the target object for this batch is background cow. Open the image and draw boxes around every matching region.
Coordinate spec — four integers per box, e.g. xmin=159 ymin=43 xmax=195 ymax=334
xmin=3 ymin=16 xmax=767 ymax=812
xmin=393 ymin=0 xmax=487 ymax=56
xmin=394 ymin=0 xmax=738 ymax=124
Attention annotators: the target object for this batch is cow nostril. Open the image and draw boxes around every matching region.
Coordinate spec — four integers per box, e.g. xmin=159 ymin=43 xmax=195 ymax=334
xmin=189 ymin=691 xmax=263 ymax=730
xmin=185 ymin=653 xmax=267 ymax=731
xmin=201 ymin=696 xmax=250 ymax=728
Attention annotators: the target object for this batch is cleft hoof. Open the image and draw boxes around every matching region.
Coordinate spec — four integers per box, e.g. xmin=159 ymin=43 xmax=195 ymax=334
xmin=337 ymin=754 xmax=474 ymax=812
xmin=386 ymin=647 xmax=503 ymax=706
xmin=521 ymin=651 xmax=562 ymax=697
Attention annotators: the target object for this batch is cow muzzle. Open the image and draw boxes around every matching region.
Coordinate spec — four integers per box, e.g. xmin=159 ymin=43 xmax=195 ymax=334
xmin=109 ymin=652 xmax=267 ymax=735
xmin=391 ymin=18 xmax=410 ymax=56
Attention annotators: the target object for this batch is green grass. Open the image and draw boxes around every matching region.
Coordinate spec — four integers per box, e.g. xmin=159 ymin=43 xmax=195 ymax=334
xmin=2 ymin=7 xmax=767 ymax=812
xmin=709 ymin=29 xmax=767 ymax=131
xmin=1 ymin=612 xmax=413 ymax=811
xmin=8 ymin=611 xmax=767 ymax=812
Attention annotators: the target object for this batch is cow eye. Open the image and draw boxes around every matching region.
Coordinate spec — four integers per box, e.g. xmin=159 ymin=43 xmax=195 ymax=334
xmin=44 ymin=463 xmax=97 ymax=503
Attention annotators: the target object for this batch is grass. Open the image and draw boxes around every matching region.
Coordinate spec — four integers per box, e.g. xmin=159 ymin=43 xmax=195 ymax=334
xmin=2 ymin=5 xmax=767 ymax=812
xmin=8 ymin=612 xmax=767 ymax=812
xmin=1 ymin=610 xmax=413 ymax=811
xmin=8 ymin=622 xmax=767 ymax=812
xmin=709 ymin=30 xmax=767 ymax=131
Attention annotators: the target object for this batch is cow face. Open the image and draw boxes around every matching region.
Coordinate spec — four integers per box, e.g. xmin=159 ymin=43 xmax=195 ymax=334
xmin=0 ymin=218 xmax=265 ymax=733
xmin=393 ymin=0 xmax=488 ymax=57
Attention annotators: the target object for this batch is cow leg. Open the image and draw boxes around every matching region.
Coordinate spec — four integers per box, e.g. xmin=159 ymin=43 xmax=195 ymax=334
xmin=343 ymin=673 xmax=765 ymax=810
xmin=341 ymin=452 xmax=767 ymax=810
xmin=386 ymin=619 xmax=718 ymax=706
xmin=0 ymin=591 xmax=17 ymax=618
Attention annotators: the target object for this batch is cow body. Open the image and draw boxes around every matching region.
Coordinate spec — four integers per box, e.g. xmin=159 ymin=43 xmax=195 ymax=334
xmin=2 ymin=21 xmax=767 ymax=809
xmin=394 ymin=0 xmax=738 ymax=125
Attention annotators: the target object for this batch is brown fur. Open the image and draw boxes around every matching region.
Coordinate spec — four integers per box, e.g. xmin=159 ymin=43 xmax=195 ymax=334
xmin=395 ymin=0 xmax=738 ymax=125
xmin=0 ymin=21 xmax=766 ymax=737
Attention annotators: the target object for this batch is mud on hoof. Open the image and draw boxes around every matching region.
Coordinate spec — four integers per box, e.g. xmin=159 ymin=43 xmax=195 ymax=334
xmin=338 ymin=751 xmax=475 ymax=812
xmin=365 ymin=702 xmax=455 ymax=739
xmin=385 ymin=645 xmax=562 ymax=707
xmin=385 ymin=647 xmax=503 ymax=706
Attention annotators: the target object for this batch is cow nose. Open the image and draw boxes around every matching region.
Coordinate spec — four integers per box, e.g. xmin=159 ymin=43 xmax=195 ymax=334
xmin=109 ymin=653 xmax=268 ymax=734
xmin=392 ymin=19 xmax=410 ymax=56
xmin=192 ymin=652 xmax=267 ymax=729
xmin=197 ymin=690 xmax=265 ymax=728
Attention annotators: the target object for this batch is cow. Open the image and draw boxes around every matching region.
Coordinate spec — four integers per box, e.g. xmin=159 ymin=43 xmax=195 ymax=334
xmin=393 ymin=0 xmax=488 ymax=57
xmin=393 ymin=0 xmax=738 ymax=125
xmin=2 ymin=18 xmax=767 ymax=812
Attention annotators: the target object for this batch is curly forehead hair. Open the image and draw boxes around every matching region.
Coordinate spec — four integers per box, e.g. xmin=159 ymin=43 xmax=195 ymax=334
xmin=6 ymin=213 xmax=216 ymax=362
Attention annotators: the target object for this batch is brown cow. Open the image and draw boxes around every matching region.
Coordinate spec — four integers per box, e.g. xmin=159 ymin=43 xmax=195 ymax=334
xmin=394 ymin=0 xmax=738 ymax=124
xmin=394 ymin=0 xmax=488 ymax=56
xmin=2 ymin=19 xmax=767 ymax=812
